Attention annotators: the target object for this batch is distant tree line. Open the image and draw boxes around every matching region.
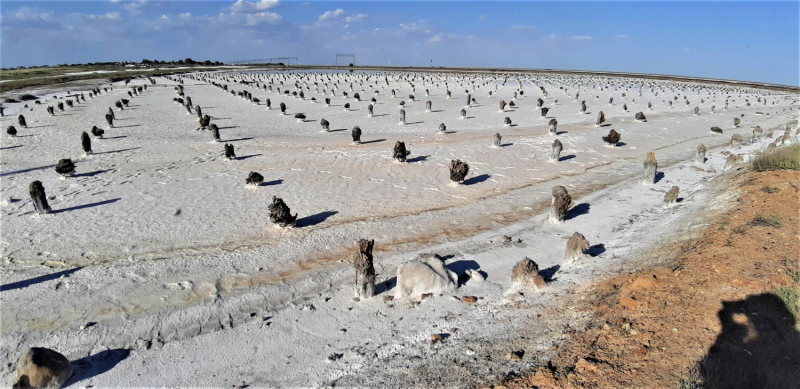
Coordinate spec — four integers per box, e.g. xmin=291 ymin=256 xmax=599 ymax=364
xmin=3 ymin=58 xmax=224 ymax=71
xmin=140 ymin=58 xmax=223 ymax=66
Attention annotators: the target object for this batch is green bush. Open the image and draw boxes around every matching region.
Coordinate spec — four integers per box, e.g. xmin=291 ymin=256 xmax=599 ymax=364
xmin=773 ymin=287 xmax=800 ymax=318
xmin=753 ymin=145 xmax=800 ymax=172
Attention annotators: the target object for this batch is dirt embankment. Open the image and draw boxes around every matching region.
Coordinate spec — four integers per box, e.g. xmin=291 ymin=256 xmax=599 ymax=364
xmin=490 ymin=168 xmax=800 ymax=389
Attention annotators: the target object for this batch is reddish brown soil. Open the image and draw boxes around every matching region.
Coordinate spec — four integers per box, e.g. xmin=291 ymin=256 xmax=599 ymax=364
xmin=489 ymin=169 xmax=800 ymax=389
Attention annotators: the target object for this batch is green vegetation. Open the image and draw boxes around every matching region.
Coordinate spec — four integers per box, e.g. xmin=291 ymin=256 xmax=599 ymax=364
xmin=749 ymin=215 xmax=784 ymax=228
xmin=772 ymin=287 xmax=800 ymax=319
xmin=788 ymin=268 xmax=800 ymax=283
xmin=760 ymin=185 xmax=780 ymax=193
xmin=753 ymin=144 xmax=800 ymax=172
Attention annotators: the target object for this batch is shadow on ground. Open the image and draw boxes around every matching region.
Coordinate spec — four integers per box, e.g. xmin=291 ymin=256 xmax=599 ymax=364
xmin=700 ymin=292 xmax=800 ymax=388
xmin=66 ymin=349 xmax=131 ymax=386
xmin=0 ymin=268 xmax=82 ymax=292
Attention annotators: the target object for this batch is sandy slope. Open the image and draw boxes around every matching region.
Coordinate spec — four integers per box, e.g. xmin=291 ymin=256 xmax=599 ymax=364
xmin=0 ymin=70 xmax=796 ymax=387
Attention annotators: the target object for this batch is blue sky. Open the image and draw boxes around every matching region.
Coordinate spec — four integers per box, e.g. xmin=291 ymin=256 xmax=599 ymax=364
xmin=1 ymin=1 xmax=798 ymax=85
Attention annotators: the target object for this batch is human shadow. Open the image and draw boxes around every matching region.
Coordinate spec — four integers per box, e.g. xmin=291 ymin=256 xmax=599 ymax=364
xmin=218 ymin=126 xmax=239 ymax=130
xmin=0 ymin=164 xmax=55 ymax=177
xmin=103 ymin=136 xmax=127 ymax=140
xmin=0 ymin=267 xmax=82 ymax=292
xmin=359 ymin=139 xmax=386 ymax=145
xmin=0 ymin=145 xmax=23 ymax=151
xmin=559 ymin=155 xmax=577 ymax=162
xmin=115 ymin=124 xmax=141 ymax=129
xmin=224 ymin=137 xmax=254 ymax=142
xmin=328 ymin=128 xmax=348 ymax=132
xmin=260 ymin=179 xmax=282 ymax=186
xmin=407 ymin=155 xmax=429 ymax=163
xmin=74 ymin=169 xmax=113 ymax=178
xmin=616 ymin=142 xmax=627 ymax=147
xmin=66 ymin=349 xmax=132 ymax=386
xmin=540 ymin=265 xmax=560 ymax=282
xmin=700 ymin=293 xmax=800 ymax=388
xmin=296 ymin=211 xmax=338 ymax=227
xmin=654 ymin=172 xmax=665 ymax=183
xmin=586 ymin=243 xmax=605 ymax=256
xmin=53 ymin=198 xmax=120 ymax=213
xmin=463 ymin=174 xmax=490 ymax=185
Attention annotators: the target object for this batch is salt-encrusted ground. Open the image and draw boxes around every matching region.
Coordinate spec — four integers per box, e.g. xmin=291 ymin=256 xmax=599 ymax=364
xmin=0 ymin=70 xmax=796 ymax=387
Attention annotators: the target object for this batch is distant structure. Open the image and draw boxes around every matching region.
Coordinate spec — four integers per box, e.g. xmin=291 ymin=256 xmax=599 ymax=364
xmin=336 ymin=54 xmax=355 ymax=67
xmin=228 ymin=58 xmax=298 ymax=65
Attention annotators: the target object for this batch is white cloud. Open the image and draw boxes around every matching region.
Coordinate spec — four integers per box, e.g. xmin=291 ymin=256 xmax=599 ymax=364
xmin=245 ymin=11 xmax=281 ymax=25
xmin=160 ymin=14 xmax=169 ymax=20
xmin=427 ymin=34 xmax=443 ymax=43
xmin=544 ymin=34 xmax=593 ymax=41
xmin=301 ymin=9 xmax=365 ymax=31
xmin=170 ymin=10 xmax=281 ymax=27
xmin=318 ymin=8 xmax=344 ymax=22
xmin=480 ymin=15 xmax=487 ymax=19
xmin=80 ymin=12 xmax=121 ymax=20
xmin=344 ymin=14 xmax=366 ymax=23
xmin=399 ymin=22 xmax=431 ymax=34
xmin=230 ymin=0 xmax=279 ymax=13
xmin=123 ymin=0 xmax=147 ymax=13
xmin=509 ymin=25 xmax=536 ymax=32
xmin=8 ymin=8 xmax=55 ymax=21
xmin=614 ymin=34 xmax=628 ymax=39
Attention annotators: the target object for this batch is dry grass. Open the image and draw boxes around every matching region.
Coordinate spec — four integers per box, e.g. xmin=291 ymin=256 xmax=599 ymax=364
xmin=753 ymin=144 xmax=800 ymax=172
xmin=749 ymin=215 xmax=784 ymax=228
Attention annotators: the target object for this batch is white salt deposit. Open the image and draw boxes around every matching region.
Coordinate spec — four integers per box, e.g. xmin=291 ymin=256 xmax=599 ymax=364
xmin=0 ymin=69 xmax=797 ymax=387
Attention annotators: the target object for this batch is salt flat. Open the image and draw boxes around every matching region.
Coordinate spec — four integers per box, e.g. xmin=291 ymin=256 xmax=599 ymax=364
xmin=0 ymin=69 xmax=796 ymax=387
